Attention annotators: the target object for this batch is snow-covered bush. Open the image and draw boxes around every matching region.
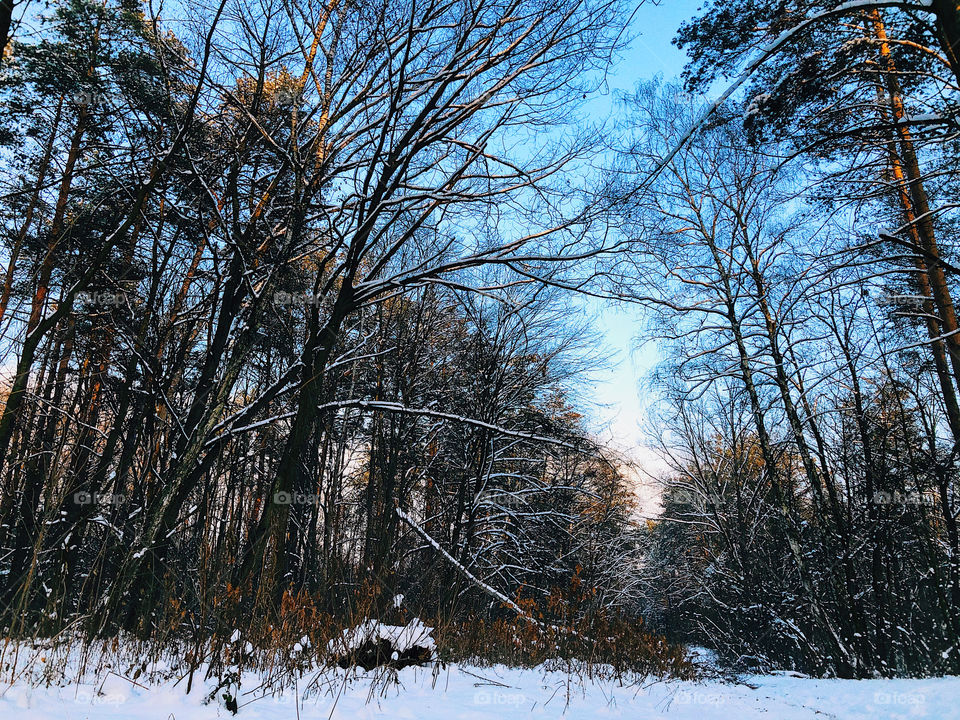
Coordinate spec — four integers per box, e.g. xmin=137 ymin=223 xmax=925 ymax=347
xmin=328 ymin=619 xmax=436 ymax=670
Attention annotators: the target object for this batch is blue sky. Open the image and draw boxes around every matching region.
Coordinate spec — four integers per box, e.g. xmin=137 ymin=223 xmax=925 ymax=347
xmin=621 ymin=0 xmax=700 ymax=80
xmin=584 ymin=0 xmax=701 ymax=499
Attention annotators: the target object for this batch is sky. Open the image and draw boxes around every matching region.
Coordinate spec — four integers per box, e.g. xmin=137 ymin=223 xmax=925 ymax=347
xmin=583 ymin=0 xmax=702 ymax=514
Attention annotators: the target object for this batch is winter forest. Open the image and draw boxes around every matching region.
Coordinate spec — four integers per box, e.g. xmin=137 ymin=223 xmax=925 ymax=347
xmin=1 ymin=0 xmax=960 ymax=717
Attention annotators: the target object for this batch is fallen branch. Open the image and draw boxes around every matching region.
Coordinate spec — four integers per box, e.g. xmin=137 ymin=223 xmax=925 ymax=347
xmin=394 ymin=507 xmax=587 ymax=639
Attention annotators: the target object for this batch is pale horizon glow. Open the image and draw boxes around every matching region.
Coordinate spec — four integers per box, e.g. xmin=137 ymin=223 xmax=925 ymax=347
xmin=582 ymin=0 xmax=698 ymax=516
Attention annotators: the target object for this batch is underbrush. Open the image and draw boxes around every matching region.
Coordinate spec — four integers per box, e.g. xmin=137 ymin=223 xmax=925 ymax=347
xmin=0 ymin=586 xmax=697 ymax=703
xmin=433 ymin=615 xmax=696 ymax=680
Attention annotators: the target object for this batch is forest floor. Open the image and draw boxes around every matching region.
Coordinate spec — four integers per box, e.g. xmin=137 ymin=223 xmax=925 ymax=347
xmin=1 ymin=658 xmax=957 ymax=719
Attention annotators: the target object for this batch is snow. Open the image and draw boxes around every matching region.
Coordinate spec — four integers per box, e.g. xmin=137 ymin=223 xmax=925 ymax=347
xmin=1 ymin=661 xmax=958 ymax=719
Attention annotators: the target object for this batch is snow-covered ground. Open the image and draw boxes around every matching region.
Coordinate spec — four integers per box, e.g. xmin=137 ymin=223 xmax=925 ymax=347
xmin=2 ymin=662 xmax=958 ymax=719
